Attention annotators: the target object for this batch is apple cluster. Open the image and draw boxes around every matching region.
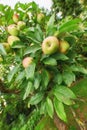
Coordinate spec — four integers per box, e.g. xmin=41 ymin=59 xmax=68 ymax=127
xmin=42 ymin=36 xmax=70 ymax=55
xmin=1 ymin=13 xmax=70 ymax=69
xmin=1 ymin=13 xmax=26 ymax=52
xmin=22 ymin=36 xmax=70 ymax=69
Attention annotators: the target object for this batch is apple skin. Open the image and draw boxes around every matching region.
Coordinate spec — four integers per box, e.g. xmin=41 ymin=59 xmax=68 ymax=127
xmin=7 ymin=36 xmax=20 ymax=46
xmin=22 ymin=57 xmax=33 ymax=68
xmin=2 ymin=42 xmax=11 ymax=52
xmin=13 ymin=14 xmax=19 ymax=23
xmin=17 ymin=21 xmax=26 ymax=30
xmin=37 ymin=13 xmax=44 ymax=23
xmin=59 ymin=40 xmax=70 ymax=53
xmin=7 ymin=24 xmax=19 ymax=36
xmin=42 ymin=36 xmax=59 ymax=55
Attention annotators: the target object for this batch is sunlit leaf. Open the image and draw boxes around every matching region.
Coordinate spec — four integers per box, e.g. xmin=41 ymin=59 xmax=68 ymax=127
xmin=54 ymin=97 xmax=67 ymax=122
xmin=63 ymin=71 xmax=75 ymax=86
xmin=8 ymin=65 xmax=19 ymax=82
xmin=29 ymin=92 xmax=44 ymax=105
xmin=46 ymin=97 xmax=54 ymax=118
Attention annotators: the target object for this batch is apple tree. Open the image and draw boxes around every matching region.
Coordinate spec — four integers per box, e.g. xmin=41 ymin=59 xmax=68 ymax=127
xmin=0 ymin=1 xmax=87 ymax=130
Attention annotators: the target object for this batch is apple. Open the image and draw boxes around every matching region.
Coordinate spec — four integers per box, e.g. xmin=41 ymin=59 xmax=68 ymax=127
xmin=37 ymin=13 xmax=44 ymax=23
xmin=7 ymin=24 xmax=19 ymax=36
xmin=59 ymin=40 xmax=70 ymax=53
xmin=22 ymin=57 xmax=33 ymax=68
xmin=17 ymin=21 xmax=26 ymax=30
xmin=13 ymin=13 xmax=19 ymax=23
xmin=42 ymin=36 xmax=59 ymax=55
xmin=7 ymin=36 xmax=20 ymax=46
xmin=2 ymin=42 xmax=11 ymax=52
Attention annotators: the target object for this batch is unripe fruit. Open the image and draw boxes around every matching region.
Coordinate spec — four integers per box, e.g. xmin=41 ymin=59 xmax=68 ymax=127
xmin=42 ymin=36 xmax=59 ymax=55
xmin=22 ymin=57 xmax=33 ymax=68
xmin=7 ymin=24 xmax=19 ymax=36
xmin=17 ymin=21 xmax=26 ymax=30
xmin=59 ymin=40 xmax=70 ymax=53
xmin=13 ymin=14 xmax=19 ymax=23
xmin=2 ymin=42 xmax=10 ymax=52
xmin=7 ymin=36 xmax=20 ymax=46
xmin=37 ymin=13 xmax=44 ymax=23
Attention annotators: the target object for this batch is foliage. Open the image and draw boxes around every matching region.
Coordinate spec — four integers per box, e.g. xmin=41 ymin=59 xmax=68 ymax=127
xmin=51 ymin=0 xmax=86 ymax=18
xmin=0 ymin=1 xmax=87 ymax=130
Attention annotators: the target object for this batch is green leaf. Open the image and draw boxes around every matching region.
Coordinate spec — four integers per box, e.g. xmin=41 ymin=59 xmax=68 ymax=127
xmin=23 ymin=81 xmax=33 ymax=100
xmin=59 ymin=18 xmax=81 ymax=34
xmin=24 ymin=45 xmax=41 ymax=55
xmin=46 ymin=14 xmax=56 ymax=36
xmin=53 ymin=89 xmax=74 ymax=105
xmin=34 ymin=26 xmax=43 ymax=42
xmin=36 ymin=25 xmax=43 ymax=41
xmin=35 ymin=116 xmax=48 ymax=130
xmin=43 ymin=57 xmax=57 ymax=66
xmin=11 ymin=41 xmax=25 ymax=48
xmin=29 ymin=92 xmax=44 ymax=105
xmin=52 ymin=53 xmax=69 ymax=61
xmin=54 ymin=97 xmax=67 ymax=122
xmin=26 ymin=34 xmax=41 ymax=44
xmin=0 ymin=44 xmax=7 ymax=55
xmin=63 ymin=71 xmax=75 ymax=86
xmin=70 ymin=65 xmax=87 ymax=74
xmin=25 ymin=62 xmax=36 ymax=80
xmin=7 ymin=65 xmax=19 ymax=82
xmin=15 ymin=71 xmax=25 ymax=82
xmin=54 ymin=73 xmax=62 ymax=85
xmin=34 ymin=73 xmax=41 ymax=89
xmin=46 ymin=97 xmax=54 ymax=118
xmin=41 ymin=70 xmax=50 ymax=89
xmin=25 ymin=27 xmax=42 ymax=44
xmin=53 ymin=85 xmax=76 ymax=100
xmin=47 ymin=14 xmax=55 ymax=29
xmin=47 ymin=26 xmax=57 ymax=36
xmin=40 ymin=101 xmax=46 ymax=115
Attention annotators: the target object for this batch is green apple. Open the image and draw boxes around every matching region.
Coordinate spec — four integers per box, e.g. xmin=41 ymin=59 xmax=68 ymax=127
xmin=22 ymin=57 xmax=33 ymax=68
xmin=37 ymin=13 xmax=44 ymax=23
xmin=59 ymin=40 xmax=70 ymax=53
xmin=42 ymin=36 xmax=59 ymax=55
xmin=13 ymin=13 xmax=19 ymax=23
xmin=7 ymin=36 xmax=20 ymax=46
xmin=2 ymin=42 xmax=11 ymax=52
xmin=7 ymin=24 xmax=19 ymax=36
xmin=17 ymin=21 xmax=26 ymax=30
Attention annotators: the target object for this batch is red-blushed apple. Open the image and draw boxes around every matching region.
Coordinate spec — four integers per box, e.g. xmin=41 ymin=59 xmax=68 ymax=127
xmin=42 ymin=36 xmax=59 ymax=55
xmin=37 ymin=13 xmax=44 ymax=23
xmin=13 ymin=13 xmax=19 ymax=23
xmin=22 ymin=57 xmax=33 ymax=68
xmin=2 ymin=42 xmax=11 ymax=52
xmin=7 ymin=36 xmax=20 ymax=46
xmin=7 ymin=24 xmax=19 ymax=36
xmin=59 ymin=40 xmax=70 ymax=53
xmin=17 ymin=21 xmax=26 ymax=30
